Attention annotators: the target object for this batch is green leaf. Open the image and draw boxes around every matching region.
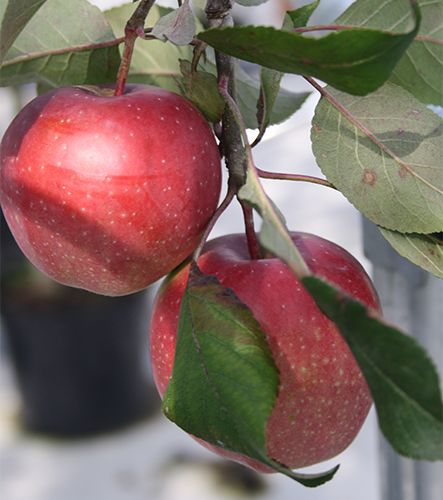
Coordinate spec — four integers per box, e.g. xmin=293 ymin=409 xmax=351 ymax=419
xmin=179 ymin=59 xmax=225 ymax=122
xmin=283 ymin=0 xmax=320 ymax=30
xmin=311 ymin=82 xmax=443 ymax=234
xmin=378 ymin=228 xmax=443 ymax=279
xmin=302 ymin=275 xmax=443 ymax=461
xmin=151 ymin=0 xmax=196 ymax=46
xmin=163 ymin=263 xmax=276 ymax=463
xmin=163 ymin=262 xmax=338 ymax=487
xmin=254 ymin=67 xmax=284 ymax=145
xmin=335 ymin=0 xmax=443 ymax=106
xmin=197 ymin=1 xmax=421 ymax=96
xmin=105 ymin=4 xmax=194 ymax=93
xmin=0 ymin=0 xmax=120 ymax=88
xmin=0 ymin=0 xmax=47 ymax=64
xmin=236 ymin=63 xmax=309 ymax=131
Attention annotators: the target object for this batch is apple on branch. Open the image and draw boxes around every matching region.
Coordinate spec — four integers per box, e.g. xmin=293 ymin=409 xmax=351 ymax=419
xmin=149 ymin=232 xmax=382 ymax=472
xmin=0 ymin=84 xmax=221 ymax=296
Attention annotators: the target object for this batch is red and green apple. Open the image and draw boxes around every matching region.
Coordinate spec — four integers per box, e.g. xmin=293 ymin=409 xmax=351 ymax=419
xmin=149 ymin=232 xmax=382 ymax=471
xmin=0 ymin=84 xmax=221 ymax=296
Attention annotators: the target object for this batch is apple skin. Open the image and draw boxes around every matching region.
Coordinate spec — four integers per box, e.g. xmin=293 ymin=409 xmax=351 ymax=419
xmin=149 ymin=232 xmax=382 ymax=471
xmin=0 ymin=84 xmax=221 ymax=296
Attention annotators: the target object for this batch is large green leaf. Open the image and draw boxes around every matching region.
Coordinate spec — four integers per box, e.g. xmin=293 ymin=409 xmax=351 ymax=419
xmin=197 ymin=1 xmax=420 ymax=96
xmin=163 ymin=262 xmax=339 ymax=487
xmin=0 ymin=0 xmax=120 ymax=88
xmin=311 ymin=82 xmax=443 ymax=234
xmin=335 ymin=0 xmax=443 ymax=106
xmin=0 ymin=0 xmax=46 ymax=64
xmin=302 ymin=276 xmax=443 ymax=461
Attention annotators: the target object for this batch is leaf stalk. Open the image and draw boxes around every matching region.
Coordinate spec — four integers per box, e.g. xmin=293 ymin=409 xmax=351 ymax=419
xmin=256 ymin=168 xmax=336 ymax=188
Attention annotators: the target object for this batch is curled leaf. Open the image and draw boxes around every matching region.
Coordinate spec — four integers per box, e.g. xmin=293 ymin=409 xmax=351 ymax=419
xmin=151 ymin=0 xmax=196 ymax=46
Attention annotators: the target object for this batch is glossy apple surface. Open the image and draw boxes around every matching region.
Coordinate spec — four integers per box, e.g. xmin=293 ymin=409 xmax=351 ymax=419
xmin=0 ymin=84 xmax=221 ymax=295
xmin=149 ymin=232 xmax=382 ymax=471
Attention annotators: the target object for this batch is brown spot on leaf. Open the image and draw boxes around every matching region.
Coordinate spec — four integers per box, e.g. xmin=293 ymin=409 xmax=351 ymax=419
xmin=362 ymin=169 xmax=377 ymax=186
xmin=313 ymin=124 xmax=322 ymax=134
xmin=398 ymin=166 xmax=408 ymax=179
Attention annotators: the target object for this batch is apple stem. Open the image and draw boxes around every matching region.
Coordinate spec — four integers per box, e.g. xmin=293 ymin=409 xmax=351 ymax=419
xmin=114 ymin=0 xmax=156 ymax=96
xmin=240 ymin=201 xmax=261 ymax=260
xmin=114 ymin=27 xmax=137 ymax=96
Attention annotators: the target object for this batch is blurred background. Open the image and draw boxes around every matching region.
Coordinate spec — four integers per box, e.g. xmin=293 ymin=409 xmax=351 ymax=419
xmin=2 ymin=0 xmax=439 ymax=499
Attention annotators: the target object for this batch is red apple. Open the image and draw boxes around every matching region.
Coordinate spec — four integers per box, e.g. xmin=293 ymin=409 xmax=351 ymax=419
xmin=0 ymin=84 xmax=221 ymax=296
xmin=149 ymin=232 xmax=382 ymax=471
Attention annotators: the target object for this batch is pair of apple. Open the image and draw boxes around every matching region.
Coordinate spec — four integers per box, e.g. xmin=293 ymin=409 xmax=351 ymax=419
xmin=0 ymin=84 xmax=381 ymax=472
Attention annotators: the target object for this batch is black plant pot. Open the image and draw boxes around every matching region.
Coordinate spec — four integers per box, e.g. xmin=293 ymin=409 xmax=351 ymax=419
xmin=1 ymin=213 xmax=160 ymax=437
